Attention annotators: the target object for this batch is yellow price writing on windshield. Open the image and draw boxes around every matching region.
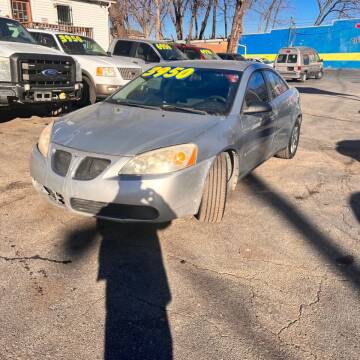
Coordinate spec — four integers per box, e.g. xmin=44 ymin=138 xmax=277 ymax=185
xmin=142 ymin=66 xmax=195 ymax=79
xmin=200 ymin=49 xmax=213 ymax=55
xmin=155 ymin=43 xmax=172 ymax=51
xmin=58 ymin=34 xmax=84 ymax=43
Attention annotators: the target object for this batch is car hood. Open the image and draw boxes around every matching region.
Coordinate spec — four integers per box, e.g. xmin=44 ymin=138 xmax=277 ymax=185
xmin=0 ymin=41 xmax=64 ymax=57
xmin=73 ymin=55 xmax=142 ymax=68
xmin=52 ymin=102 xmax=219 ymax=156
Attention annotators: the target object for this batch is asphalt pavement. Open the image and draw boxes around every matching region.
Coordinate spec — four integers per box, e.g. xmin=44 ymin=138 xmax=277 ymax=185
xmin=0 ymin=70 xmax=359 ymax=360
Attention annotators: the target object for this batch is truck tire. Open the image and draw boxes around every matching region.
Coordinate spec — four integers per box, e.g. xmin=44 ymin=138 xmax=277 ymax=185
xmin=79 ymin=76 xmax=96 ymax=107
xmin=315 ymin=70 xmax=323 ymax=79
xmin=275 ymin=119 xmax=301 ymax=159
xmin=300 ymin=72 xmax=307 ymax=82
xmin=196 ymin=153 xmax=228 ymax=223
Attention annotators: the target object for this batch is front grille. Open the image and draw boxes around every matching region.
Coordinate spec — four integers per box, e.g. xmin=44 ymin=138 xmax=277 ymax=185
xmin=70 ymin=198 xmax=159 ymax=220
xmin=11 ymin=53 xmax=75 ymax=88
xmin=118 ymin=67 xmax=141 ymax=80
xmin=52 ymin=150 xmax=72 ymax=177
xmin=74 ymin=157 xmax=111 ymax=180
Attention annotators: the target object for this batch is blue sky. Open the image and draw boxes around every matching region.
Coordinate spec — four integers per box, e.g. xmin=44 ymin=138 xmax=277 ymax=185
xmin=162 ymin=0 xmax=342 ymax=39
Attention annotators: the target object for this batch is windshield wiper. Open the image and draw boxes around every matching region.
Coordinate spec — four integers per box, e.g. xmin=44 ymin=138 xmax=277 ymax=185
xmin=160 ymin=104 xmax=207 ymax=115
xmin=114 ymin=100 xmax=158 ymax=110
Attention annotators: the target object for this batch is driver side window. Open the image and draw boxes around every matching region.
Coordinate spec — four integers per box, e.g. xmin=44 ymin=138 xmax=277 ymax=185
xmin=244 ymin=71 xmax=269 ymax=109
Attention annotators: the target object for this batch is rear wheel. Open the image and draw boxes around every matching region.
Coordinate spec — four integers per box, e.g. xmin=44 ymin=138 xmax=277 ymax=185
xmin=196 ymin=153 xmax=228 ymax=223
xmin=315 ymin=70 xmax=323 ymax=79
xmin=299 ymin=72 xmax=307 ymax=82
xmin=275 ymin=120 xmax=301 ymax=159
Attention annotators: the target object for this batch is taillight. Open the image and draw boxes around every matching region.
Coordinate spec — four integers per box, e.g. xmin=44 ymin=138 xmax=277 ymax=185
xmin=297 ymin=66 xmax=302 ymax=71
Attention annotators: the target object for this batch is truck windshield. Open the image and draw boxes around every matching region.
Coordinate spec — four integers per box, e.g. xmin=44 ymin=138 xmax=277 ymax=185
xmin=199 ymin=49 xmax=219 ymax=60
xmin=154 ymin=43 xmax=187 ymax=61
xmin=0 ymin=18 xmax=37 ymax=44
xmin=107 ymin=66 xmax=241 ymax=115
xmin=56 ymin=34 xmax=107 ymax=56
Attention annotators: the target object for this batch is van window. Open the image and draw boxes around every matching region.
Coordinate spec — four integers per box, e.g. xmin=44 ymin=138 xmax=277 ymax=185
xmin=277 ymin=54 xmax=287 ymax=63
xmin=113 ymin=40 xmax=133 ymax=57
xmin=287 ymin=54 xmax=297 ymax=63
xmin=303 ymin=54 xmax=310 ymax=65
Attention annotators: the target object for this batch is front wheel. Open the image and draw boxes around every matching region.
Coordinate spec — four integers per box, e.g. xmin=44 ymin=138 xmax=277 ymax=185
xmin=275 ymin=120 xmax=301 ymax=159
xmin=78 ymin=77 xmax=96 ymax=107
xmin=196 ymin=153 xmax=228 ymax=223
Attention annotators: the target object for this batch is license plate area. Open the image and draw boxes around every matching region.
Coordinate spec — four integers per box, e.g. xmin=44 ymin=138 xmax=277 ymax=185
xmin=34 ymin=91 xmax=52 ymax=102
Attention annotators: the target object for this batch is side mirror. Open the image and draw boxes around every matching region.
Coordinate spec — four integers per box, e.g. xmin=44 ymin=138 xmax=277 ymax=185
xmin=243 ymin=101 xmax=272 ymax=115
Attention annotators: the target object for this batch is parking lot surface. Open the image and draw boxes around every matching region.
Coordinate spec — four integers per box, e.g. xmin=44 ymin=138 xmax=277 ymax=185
xmin=0 ymin=70 xmax=359 ymax=360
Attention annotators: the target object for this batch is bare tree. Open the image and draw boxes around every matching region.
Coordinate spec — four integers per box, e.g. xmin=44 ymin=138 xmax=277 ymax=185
xmin=253 ymin=0 xmax=290 ymax=32
xmin=109 ymin=1 xmax=129 ymax=37
xmin=188 ymin=0 xmax=201 ymax=41
xmin=227 ymin=0 xmax=250 ymax=52
xmin=212 ymin=0 xmax=219 ymax=38
xmin=314 ymin=0 xmax=360 ymax=25
xmin=155 ymin=0 xmax=162 ymax=39
xmin=199 ymin=0 xmax=213 ymax=39
xmin=171 ymin=0 xmax=190 ymax=39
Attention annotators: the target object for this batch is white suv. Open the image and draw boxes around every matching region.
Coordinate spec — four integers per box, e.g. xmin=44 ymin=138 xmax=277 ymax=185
xmin=30 ymin=30 xmax=142 ymax=105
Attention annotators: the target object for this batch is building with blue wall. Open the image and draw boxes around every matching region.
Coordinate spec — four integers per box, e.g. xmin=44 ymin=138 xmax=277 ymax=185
xmin=239 ymin=19 xmax=360 ymax=69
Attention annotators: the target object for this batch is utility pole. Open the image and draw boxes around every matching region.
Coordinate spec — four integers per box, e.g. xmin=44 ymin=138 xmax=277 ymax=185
xmin=287 ymin=17 xmax=296 ymax=46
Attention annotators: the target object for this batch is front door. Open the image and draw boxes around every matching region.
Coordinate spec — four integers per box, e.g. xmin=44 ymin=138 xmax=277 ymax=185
xmin=239 ymin=71 xmax=275 ymax=172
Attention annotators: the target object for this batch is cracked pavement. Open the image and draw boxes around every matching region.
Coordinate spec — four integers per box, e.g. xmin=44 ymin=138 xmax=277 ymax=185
xmin=0 ymin=70 xmax=359 ymax=359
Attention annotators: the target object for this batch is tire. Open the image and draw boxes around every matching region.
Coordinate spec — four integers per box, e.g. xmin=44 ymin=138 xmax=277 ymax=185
xmin=196 ymin=153 xmax=228 ymax=223
xmin=79 ymin=76 xmax=96 ymax=107
xmin=315 ymin=70 xmax=323 ymax=79
xmin=275 ymin=120 xmax=301 ymax=159
xmin=299 ymin=72 xmax=307 ymax=82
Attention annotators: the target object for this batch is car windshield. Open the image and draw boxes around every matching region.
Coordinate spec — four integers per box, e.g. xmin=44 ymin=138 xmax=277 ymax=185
xmin=0 ymin=18 xmax=37 ymax=44
xmin=56 ymin=34 xmax=107 ymax=56
xmin=199 ymin=48 xmax=219 ymax=60
xmin=108 ymin=66 xmax=241 ymax=115
xmin=154 ymin=43 xmax=187 ymax=60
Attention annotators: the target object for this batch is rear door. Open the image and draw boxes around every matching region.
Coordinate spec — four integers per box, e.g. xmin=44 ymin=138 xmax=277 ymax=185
xmin=240 ymin=70 xmax=275 ymax=170
xmin=263 ymin=70 xmax=291 ymax=152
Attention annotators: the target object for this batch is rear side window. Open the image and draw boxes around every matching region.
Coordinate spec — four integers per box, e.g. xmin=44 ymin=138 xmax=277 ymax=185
xmin=303 ymin=54 xmax=310 ymax=65
xmin=244 ymin=71 xmax=269 ymax=108
xmin=113 ymin=40 xmax=133 ymax=56
xmin=183 ymin=48 xmax=201 ymax=60
xmin=32 ymin=32 xmax=59 ymax=50
xmin=135 ymin=43 xmax=160 ymax=62
xmin=264 ymin=71 xmax=288 ymax=99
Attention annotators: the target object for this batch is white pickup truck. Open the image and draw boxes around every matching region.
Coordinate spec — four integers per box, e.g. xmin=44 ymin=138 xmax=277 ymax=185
xmin=0 ymin=17 xmax=82 ymax=107
xmin=29 ymin=30 xmax=142 ymax=105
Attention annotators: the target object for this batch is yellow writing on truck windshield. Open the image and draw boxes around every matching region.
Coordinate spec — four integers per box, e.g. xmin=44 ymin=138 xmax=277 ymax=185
xmin=200 ymin=49 xmax=213 ymax=55
xmin=58 ymin=34 xmax=84 ymax=43
xmin=142 ymin=66 xmax=195 ymax=79
xmin=155 ymin=43 xmax=172 ymax=51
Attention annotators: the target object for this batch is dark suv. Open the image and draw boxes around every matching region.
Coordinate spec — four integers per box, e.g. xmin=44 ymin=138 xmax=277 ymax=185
xmin=108 ymin=39 xmax=187 ymax=70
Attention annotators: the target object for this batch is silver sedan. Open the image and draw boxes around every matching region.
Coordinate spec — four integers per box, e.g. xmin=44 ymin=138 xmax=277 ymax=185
xmin=30 ymin=61 xmax=302 ymax=223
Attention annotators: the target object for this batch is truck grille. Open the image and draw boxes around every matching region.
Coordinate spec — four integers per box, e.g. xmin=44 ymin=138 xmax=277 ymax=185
xmin=118 ymin=68 xmax=141 ymax=80
xmin=11 ymin=53 xmax=76 ymax=88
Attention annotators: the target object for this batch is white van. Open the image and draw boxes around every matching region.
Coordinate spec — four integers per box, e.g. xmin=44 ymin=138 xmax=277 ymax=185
xmin=274 ymin=47 xmax=324 ymax=82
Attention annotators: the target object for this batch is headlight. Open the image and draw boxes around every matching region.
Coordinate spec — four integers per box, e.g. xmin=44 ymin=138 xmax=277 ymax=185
xmin=96 ymin=67 xmax=117 ymax=77
xmin=0 ymin=57 xmax=11 ymax=82
xmin=75 ymin=61 xmax=82 ymax=82
xmin=38 ymin=121 xmax=54 ymax=157
xmin=120 ymin=144 xmax=198 ymax=175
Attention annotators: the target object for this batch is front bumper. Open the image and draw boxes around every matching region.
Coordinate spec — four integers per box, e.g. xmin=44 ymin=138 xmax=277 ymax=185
xmin=30 ymin=143 xmax=213 ymax=222
xmin=95 ymin=84 xmax=122 ymax=98
xmin=0 ymin=83 xmax=82 ymax=106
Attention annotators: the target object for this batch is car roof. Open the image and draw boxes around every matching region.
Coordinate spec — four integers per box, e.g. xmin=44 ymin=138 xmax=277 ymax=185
xmin=159 ymin=60 xmax=265 ymax=72
xmin=113 ymin=38 xmax=172 ymax=45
